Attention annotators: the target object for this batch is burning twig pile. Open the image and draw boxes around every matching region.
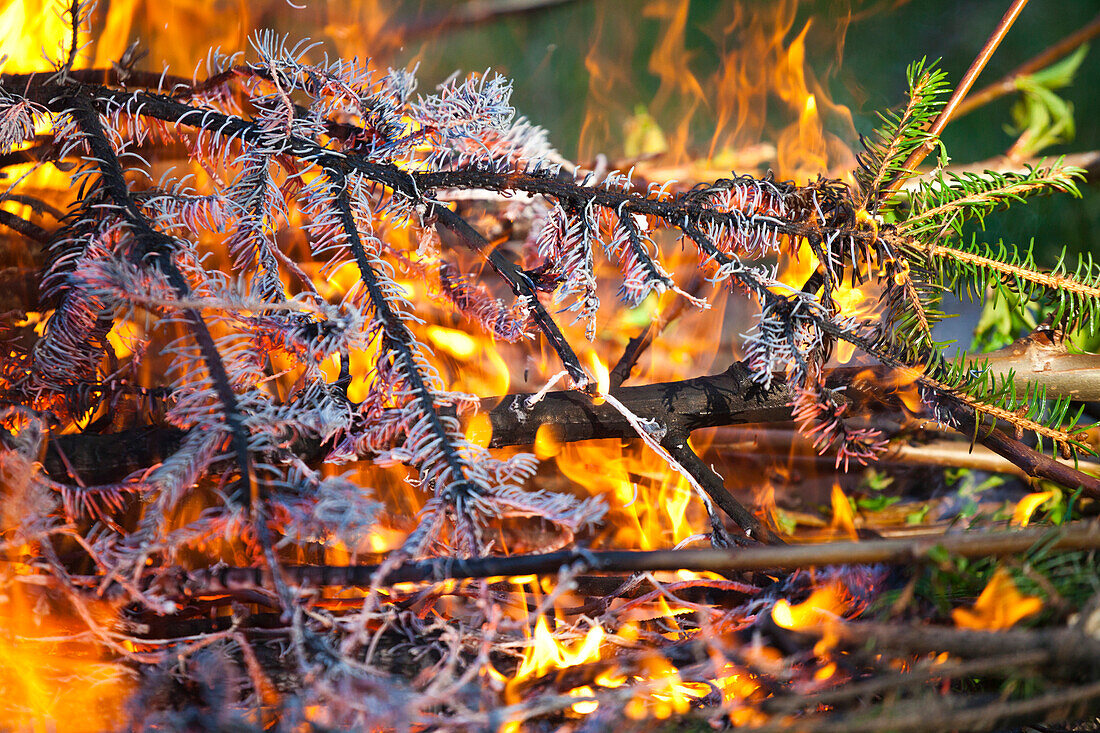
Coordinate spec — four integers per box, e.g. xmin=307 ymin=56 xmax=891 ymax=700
xmin=2 ymin=1 xmax=1100 ymax=730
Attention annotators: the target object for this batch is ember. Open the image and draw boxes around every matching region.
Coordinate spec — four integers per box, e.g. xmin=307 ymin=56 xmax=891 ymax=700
xmin=2 ymin=0 xmax=1100 ymax=731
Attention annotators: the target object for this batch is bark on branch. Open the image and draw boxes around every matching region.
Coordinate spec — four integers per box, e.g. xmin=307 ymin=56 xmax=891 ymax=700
xmin=180 ymin=521 xmax=1100 ymax=596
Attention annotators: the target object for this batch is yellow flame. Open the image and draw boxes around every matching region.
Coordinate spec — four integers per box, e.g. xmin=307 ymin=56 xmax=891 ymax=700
xmin=534 ymin=423 xmax=563 ymax=459
xmin=427 ymin=325 xmax=478 ymax=360
xmin=833 ymin=283 xmax=871 ymax=363
xmin=0 ymin=584 xmax=132 ymax=731
xmin=106 ymin=319 xmax=143 ymax=360
xmin=772 ymin=581 xmax=848 ymax=630
xmin=569 ymin=686 xmax=599 ymax=715
xmin=830 ymin=484 xmax=858 ymax=540
xmin=0 ymin=1 xmax=70 ymax=74
xmin=588 ymin=350 xmax=610 ymax=404
xmin=952 ymin=568 xmax=1043 ymax=630
xmin=625 ymin=656 xmax=691 ymax=721
xmin=511 ymin=618 xmax=605 ymax=683
xmin=465 ymin=412 xmax=493 ymax=449
xmin=1012 ymin=490 xmax=1055 ymax=527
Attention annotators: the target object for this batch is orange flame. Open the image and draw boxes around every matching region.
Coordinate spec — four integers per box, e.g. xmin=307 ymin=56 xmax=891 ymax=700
xmin=0 ymin=584 xmax=132 ymax=731
xmin=830 ymin=484 xmax=859 ymax=540
xmin=508 ymin=617 xmax=605 ymax=685
xmin=952 ymin=568 xmax=1043 ymax=630
xmin=772 ymin=580 xmax=849 ymax=630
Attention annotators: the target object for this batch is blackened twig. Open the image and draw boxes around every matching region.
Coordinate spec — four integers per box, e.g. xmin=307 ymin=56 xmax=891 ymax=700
xmin=661 ymin=430 xmax=783 ymax=544
xmin=431 ymin=203 xmax=588 ymax=386
xmin=945 ymin=400 xmax=1100 ymax=499
xmin=609 ymin=272 xmax=705 ymax=389
xmin=0 ymin=208 xmax=50 ymax=242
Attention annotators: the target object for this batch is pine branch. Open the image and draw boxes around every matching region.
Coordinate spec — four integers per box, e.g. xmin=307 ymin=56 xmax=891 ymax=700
xmin=856 ymin=59 xmax=950 ymax=213
xmin=928 ymin=238 xmax=1100 ymax=333
xmin=895 ymin=162 xmax=1082 ymax=238
xmin=325 ymin=165 xmax=488 ymax=553
xmin=64 ymin=96 xmax=256 ymax=506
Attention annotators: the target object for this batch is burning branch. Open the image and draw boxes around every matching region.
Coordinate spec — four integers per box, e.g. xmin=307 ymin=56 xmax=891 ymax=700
xmin=2 ymin=1 xmax=1099 ymax=729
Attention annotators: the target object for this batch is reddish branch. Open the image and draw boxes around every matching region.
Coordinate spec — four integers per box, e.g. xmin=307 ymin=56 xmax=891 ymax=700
xmin=952 ymin=11 xmax=1100 ymax=120
xmin=883 ymin=0 xmax=1031 ymax=196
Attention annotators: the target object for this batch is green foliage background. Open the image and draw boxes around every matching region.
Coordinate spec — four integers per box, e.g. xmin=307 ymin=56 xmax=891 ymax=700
xmin=391 ymin=0 xmax=1099 ymax=264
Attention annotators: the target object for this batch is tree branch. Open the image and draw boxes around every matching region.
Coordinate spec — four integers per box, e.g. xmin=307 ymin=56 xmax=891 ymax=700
xmin=181 ymin=521 xmax=1100 ymax=595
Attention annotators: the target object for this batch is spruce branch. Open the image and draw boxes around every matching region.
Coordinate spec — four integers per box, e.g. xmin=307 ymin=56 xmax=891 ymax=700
xmin=880 ymin=0 xmax=1033 ymax=199
xmin=895 ymin=162 xmax=1083 ymax=238
xmin=856 ymin=58 xmax=950 ymax=213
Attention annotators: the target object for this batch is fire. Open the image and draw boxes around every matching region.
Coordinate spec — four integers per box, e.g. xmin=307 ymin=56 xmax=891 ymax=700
xmin=0 ymin=0 xmax=70 ymax=74
xmin=1012 ymin=490 xmax=1056 ymax=527
xmin=951 ymin=568 xmax=1043 ymax=630
xmin=555 ymin=434 xmax=709 ymax=550
xmin=830 ymin=483 xmax=859 ymax=540
xmin=587 ymin=350 xmax=610 ymax=403
xmin=0 ymin=0 xmax=1018 ymax=728
xmin=624 ymin=655 xmax=691 ymax=720
xmin=772 ymin=580 xmax=849 ymax=630
xmin=427 ymin=325 xmax=478 ymax=360
xmin=0 ymin=583 xmax=132 ymax=731
xmin=465 ymin=411 xmax=493 ymax=448
xmin=510 ymin=617 xmax=605 ymax=683
xmin=534 ymin=423 xmax=562 ymax=459
xmin=1 ymin=0 xmax=139 ymax=74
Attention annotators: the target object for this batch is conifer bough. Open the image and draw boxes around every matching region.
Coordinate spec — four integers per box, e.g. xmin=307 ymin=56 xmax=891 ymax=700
xmin=1 ymin=4 xmax=1100 ymax=727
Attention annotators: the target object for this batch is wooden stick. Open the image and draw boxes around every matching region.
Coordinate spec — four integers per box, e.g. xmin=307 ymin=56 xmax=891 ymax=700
xmin=884 ymin=0 xmax=1032 ymax=198
xmin=183 ymin=522 xmax=1100 ymax=595
xmin=952 ymin=12 xmax=1100 ymax=120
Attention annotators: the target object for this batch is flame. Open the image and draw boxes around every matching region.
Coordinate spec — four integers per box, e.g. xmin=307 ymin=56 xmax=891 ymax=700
xmin=1012 ymin=490 xmax=1056 ymax=527
xmin=0 ymin=583 xmax=132 ymax=731
xmin=951 ymin=568 xmax=1043 ymax=630
xmin=0 ymin=1 xmax=911 ymax=727
xmin=0 ymin=0 xmax=71 ymax=74
xmin=427 ymin=325 xmax=478 ymax=360
xmin=772 ymin=580 xmax=848 ymax=630
xmin=830 ymin=484 xmax=859 ymax=540
xmin=1 ymin=0 xmax=141 ymax=75
xmin=569 ymin=686 xmax=600 ymax=715
xmin=833 ymin=283 xmax=872 ymax=363
xmin=588 ymin=350 xmax=610 ymax=403
xmin=465 ymin=412 xmax=493 ymax=449
xmin=556 ymin=437 xmax=708 ymax=550
xmin=534 ymin=423 xmax=563 ymax=459
xmin=508 ymin=617 xmax=605 ymax=686
xmin=624 ymin=656 xmax=692 ymax=721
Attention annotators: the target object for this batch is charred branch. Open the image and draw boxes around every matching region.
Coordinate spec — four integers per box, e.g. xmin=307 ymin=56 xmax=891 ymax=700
xmin=182 ymin=521 xmax=1100 ymax=595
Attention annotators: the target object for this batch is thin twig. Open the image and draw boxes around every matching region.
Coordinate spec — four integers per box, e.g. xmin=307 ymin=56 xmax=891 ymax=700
xmin=741 ymin=680 xmax=1100 ymax=733
xmin=661 ymin=430 xmax=784 ymax=544
xmin=883 ymin=0 xmax=1032 ymax=198
xmin=952 ymin=12 xmax=1100 ymax=120
xmin=945 ymin=400 xmax=1100 ymax=499
xmin=609 ymin=272 xmax=705 ymax=389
